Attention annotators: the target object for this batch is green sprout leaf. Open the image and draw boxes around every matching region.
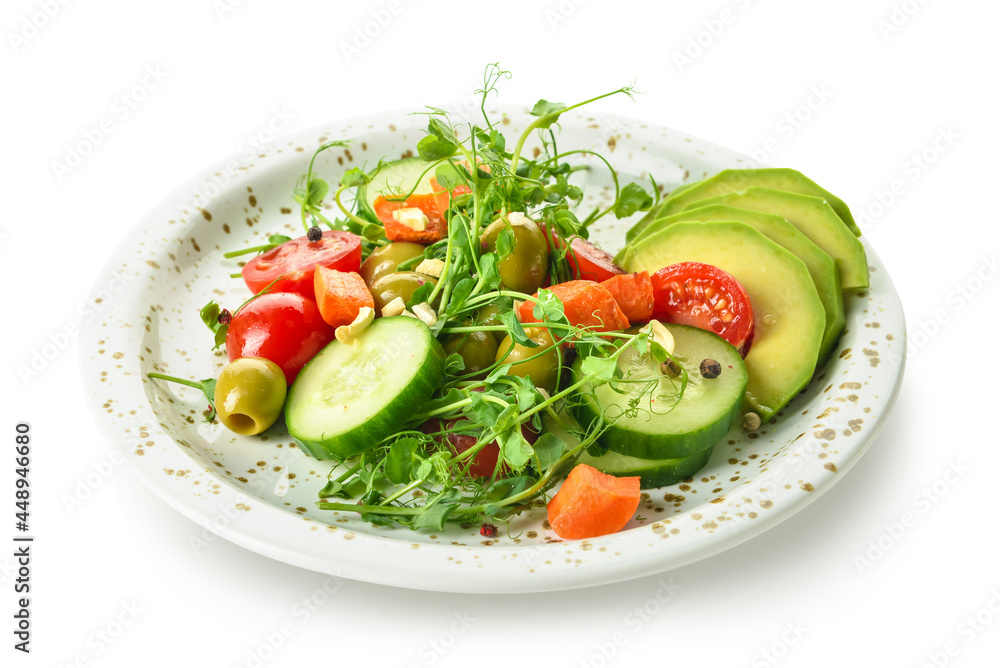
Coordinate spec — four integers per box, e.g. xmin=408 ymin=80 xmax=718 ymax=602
xmin=495 ymin=226 xmax=515 ymax=259
xmin=434 ymin=162 xmax=465 ymax=191
xmin=418 ymin=134 xmax=457 ymax=161
xmin=477 ymin=254 xmax=502 ymax=291
xmin=530 ymin=99 xmax=568 ymax=129
xmin=532 ymin=433 xmax=566 ymax=471
xmin=200 ymin=301 xmax=221 ymax=330
xmin=305 ymin=178 xmax=329 ymax=208
xmin=531 ymin=288 xmax=568 ymax=324
xmin=385 ymin=437 xmax=421 ymax=484
xmin=499 ymin=428 xmax=534 ymax=471
xmin=498 ymin=310 xmax=535 ymax=347
xmin=405 ymin=281 xmax=435 ymax=309
xmin=581 ymin=355 xmax=618 ymax=380
xmin=614 ymin=182 xmax=654 ymax=218
xmin=340 ymin=167 xmax=371 ymax=188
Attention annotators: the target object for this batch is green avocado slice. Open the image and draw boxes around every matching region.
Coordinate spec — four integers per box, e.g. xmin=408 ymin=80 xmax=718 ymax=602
xmin=621 ymin=204 xmax=845 ymax=364
xmin=627 ymin=168 xmax=861 ymax=242
xmin=622 ymin=221 xmax=826 ymax=421
xmin=684 ymin=188 xmax=869 ymax=290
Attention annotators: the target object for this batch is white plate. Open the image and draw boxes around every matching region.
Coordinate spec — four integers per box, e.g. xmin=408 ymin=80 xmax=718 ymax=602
xmin=80 ymin=105 xmax=905 ymax=593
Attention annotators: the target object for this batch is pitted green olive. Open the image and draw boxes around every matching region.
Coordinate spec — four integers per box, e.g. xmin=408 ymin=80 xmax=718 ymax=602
xmin=495 ymin=327 xmax=559 ymax=393
xmin=370 ymin=271 xmax=438 ymax=313
xmin=359 ymin=242 xmax=426 ymax=289
xmin=214 ymin=357 xmax=287 ymax=435
xmin=480 ymin=214 xmax=549 ymax=295
xmin=444 ymin=328 xmax=499 ymax=378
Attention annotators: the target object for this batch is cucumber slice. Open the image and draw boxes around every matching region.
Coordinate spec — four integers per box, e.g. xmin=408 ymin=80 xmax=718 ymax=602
xmin=285 ymin=316 xmax=445 ymax=460
xmin=542 ymin=411 xmax=716 ymax=489
xmin=571 ymin=324 xmax=747 ymax=460
xmin=356 ymin=157 xmax=438 ymax=221
xmin=579 ymin=445 xmax=716 ymax=489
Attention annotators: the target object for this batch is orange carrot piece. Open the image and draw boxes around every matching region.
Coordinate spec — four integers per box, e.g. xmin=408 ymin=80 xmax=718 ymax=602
xmin=546 ymin=464 xmax=641 ymax=539
xmin=518 ymin=280 xmax=630 ymax=333
xmin=373 ymin=194 xmax=448 ymax=244
xmin=601 ymin=271 xmax=654 ymax=323
xmin=313 ymin=267 xmax=375 ymax=328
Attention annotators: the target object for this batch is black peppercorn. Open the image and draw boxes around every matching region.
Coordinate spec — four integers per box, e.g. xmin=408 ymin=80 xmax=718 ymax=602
xmin=700 ymin=358 xmax=722 ymax=379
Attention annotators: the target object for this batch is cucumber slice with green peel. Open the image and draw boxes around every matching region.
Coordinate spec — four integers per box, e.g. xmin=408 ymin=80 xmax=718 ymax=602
xmin=571 ymin=324 xmax=747 ymax=460
xmin=625 ymin=204 xmax=845 ymax=364
xmin=623 ymin=221 xmax=826 ymax=421
xmin=579 ymin=444 xmax=716 ymax=489
xmin=285 ymin=316 xmax=445 ymax=460
xmin=355 ymin=157 xmax=439 ymax=222
xmin=542 ymin=411 xmax=717 ymax=489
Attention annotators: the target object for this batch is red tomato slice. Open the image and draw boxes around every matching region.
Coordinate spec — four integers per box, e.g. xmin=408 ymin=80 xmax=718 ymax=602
xmin=568 ymin=237 xmax=624 ymax=282
xmin=226 ymin=292 xmax=334 ymax=384
xmin=241 ymin=231 xmax=361 ymax=299
xmin=540 ymin=225 xmax=625 ymax=283
xmin=650 ymin=262 xmax=755 ymax=355
xmin=543 ymin=229 xmax=625 ymax=283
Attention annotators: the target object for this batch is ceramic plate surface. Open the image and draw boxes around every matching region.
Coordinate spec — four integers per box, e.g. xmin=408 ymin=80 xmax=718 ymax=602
xmin=81 ymin=105 xmax=905 ymax=593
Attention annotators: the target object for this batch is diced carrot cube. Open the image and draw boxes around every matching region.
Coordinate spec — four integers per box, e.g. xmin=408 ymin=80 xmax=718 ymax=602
xmin=601 ymin=271 xmax=654 ymax=323
xmin=373 ymin=194 xmax=448 ymax=244
xmin=518 ymin=280 xmax=630 ymax=334
xmin=313 ymin=267 xmax=374 ymax=328
xmin=546 ymin=464 xmax=641 ymax=539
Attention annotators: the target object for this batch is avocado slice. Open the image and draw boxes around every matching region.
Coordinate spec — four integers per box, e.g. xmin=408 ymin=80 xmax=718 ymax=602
xmin=629 ymin=168 xmax=861 ymax=240
xmin=622 ymin=221 xmax=826 ymax=421
xmin=622 ymin=205 xmax=845 ymax=364
xmin=684 ymin=188 xmax=869 ymax=290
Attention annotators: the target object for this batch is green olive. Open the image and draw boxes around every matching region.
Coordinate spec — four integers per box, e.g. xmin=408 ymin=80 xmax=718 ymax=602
xmin=214 ymin=357 xmax=287 ymax=436
xmin=444 ymin=328 xmax=499 ymax=378
xmin=370 ymin=271 xmax=438 ymax=313
xmin=495 ymin=327 xmax=559 ymax=393
xmin=480 ymin=214 xmax=549 ymax=295
xmin=475 ymin=303 xmax=506 ymax=343
xmin=358 ymin=242 xmax=426 ymax=289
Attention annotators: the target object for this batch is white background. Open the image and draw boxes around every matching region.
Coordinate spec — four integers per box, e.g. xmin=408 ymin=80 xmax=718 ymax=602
xmin=3 ymin=0 xmax=998 ymax=666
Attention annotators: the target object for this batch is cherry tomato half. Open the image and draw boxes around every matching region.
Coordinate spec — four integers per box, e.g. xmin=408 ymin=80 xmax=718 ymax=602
xmin=226 ymin=292 xmax=335 ymax=384
xmin=446 ymin=422 xmax=504 ymax=479
xmin=241 ymin=230 xmax=361 ymax=299
xmin=568 ymin=236 xmax=625 ymax=283
xmin=650 ymin=262 xmax=755 ymax=355
xmin=421 ymin=417 xmax=538 ymax=478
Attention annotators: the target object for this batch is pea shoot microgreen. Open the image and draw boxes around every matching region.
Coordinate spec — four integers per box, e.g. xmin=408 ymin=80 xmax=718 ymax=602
xmin=275 ymin=65 xmax=674 ymax=530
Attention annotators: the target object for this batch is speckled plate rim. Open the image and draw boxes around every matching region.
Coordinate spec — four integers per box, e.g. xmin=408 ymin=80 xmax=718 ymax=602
xmin=80 ymin=105 xmax=906 ymax=593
